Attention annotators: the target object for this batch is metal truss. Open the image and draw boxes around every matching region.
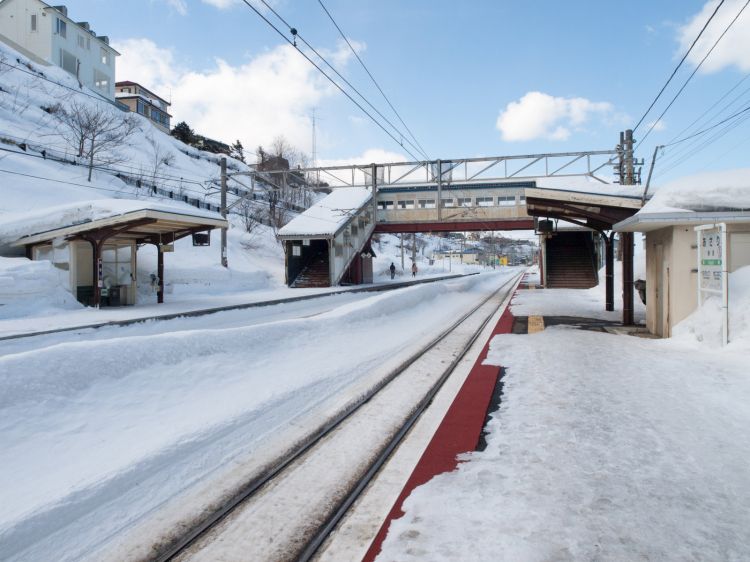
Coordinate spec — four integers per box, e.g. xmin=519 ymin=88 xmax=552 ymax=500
xmin=254 ymin=150 xmax=620 ymax=188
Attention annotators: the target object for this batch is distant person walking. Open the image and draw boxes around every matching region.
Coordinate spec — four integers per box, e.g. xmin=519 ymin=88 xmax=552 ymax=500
xmin=411 ymin=262 xmax=418 ymax=277
xmin=389 ymin=262 xmax=396 ymax=279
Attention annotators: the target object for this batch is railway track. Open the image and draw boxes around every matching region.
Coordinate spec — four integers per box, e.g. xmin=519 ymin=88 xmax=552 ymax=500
xmin=151 ymin=272 xmax=522 ymax=562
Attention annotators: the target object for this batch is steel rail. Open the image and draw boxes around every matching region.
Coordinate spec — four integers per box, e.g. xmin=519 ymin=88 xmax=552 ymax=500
xmin=296 ymin=272 xmax=521 ymax=561
xmin=155 ymin=271 xmax=522 ymax=562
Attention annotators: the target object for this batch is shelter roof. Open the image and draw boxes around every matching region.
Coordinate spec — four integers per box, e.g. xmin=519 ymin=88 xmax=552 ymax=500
xmin=524 ymin=187 xmax=642 ymax=231
xmin=614 ymin=211 xmax=750 ymax=233
xmin=1 ymin=199 xmax=227 ymax=247
xmin=278 ymin=187 xmax=372 ymax=239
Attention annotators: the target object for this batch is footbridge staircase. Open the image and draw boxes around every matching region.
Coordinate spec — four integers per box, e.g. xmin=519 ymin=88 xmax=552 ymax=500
xmin=278 ymin=187 xmax=377 ymax=288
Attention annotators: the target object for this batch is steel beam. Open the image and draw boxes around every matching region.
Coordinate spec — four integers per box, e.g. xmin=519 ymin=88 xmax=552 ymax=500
xmin=374 ymin=219 xmax=534 ymax=233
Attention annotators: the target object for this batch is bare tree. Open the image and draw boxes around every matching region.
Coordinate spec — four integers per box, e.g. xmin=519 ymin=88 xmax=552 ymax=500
xmin=146 ymin=133 xmax=175 ymax=187
xmin=54 ymin=100 xmax=140 ymax=181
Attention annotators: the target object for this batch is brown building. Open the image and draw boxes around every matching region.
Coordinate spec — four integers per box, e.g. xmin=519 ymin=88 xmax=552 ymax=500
xmin=115 ymin=81 xmax=171 ymax=133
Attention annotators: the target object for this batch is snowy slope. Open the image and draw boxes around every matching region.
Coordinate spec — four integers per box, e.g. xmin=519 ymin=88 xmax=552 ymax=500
xmin=0 ymin=40 xmax=286 ymax=311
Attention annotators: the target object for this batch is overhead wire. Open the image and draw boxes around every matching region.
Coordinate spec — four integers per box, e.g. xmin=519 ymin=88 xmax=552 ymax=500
xmin=654 ymin=108 xmax=750 ymax=179
xmin=237 ymin=0 xmax=425 ymax=162
xmin=636 ymin=0 xmax=750 ymax=150
xmin=316 ymin=0 xmax=430 ymax=160
xmin=632 ymin=0 xmax=725 ymax=134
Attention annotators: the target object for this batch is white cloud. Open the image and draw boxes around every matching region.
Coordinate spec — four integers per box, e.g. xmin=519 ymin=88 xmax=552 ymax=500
xmin=678 ymin=0 xmax=750 ymax=73
xmin=647 ymin=119 xmax=667 ymax=132
xmin=158 ymin=0 xmax=187 ymax=15
xmin=495 ymin=91 xmax=613 ymax=142
xmin=201 ymin=0 xmax=237 ymax=8
xmin=114 ymin=38 xmax=353 ymax=153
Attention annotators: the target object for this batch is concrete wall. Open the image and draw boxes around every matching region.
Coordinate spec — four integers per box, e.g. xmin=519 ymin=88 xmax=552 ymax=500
xmin=0 ymin=0 xmax=52 ymax=60
xmin=0 ymin=0 xmax=117 ymax=98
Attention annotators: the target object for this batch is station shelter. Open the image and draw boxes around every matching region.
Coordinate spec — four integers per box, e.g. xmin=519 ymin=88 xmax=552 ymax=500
xmin=5 ymin=201 xmax=227 ymax=307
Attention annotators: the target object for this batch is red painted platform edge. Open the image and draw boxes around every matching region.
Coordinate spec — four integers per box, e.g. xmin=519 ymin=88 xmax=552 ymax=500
xmin=362 ymin=303 xmax=516 ymax=562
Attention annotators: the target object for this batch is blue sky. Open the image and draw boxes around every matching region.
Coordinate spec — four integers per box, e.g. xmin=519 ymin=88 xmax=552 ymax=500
xmin=64 ymin=0 xmax=749 ymax=183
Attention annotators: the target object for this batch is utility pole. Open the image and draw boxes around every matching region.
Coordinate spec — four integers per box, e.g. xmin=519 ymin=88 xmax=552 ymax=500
xmin=220 ymin=157 xmax=228 ymax=268
xmin=400 ymin=233 xmax=405 ymax=270
xmin=621 ymin=129 xmax=635 ymax=325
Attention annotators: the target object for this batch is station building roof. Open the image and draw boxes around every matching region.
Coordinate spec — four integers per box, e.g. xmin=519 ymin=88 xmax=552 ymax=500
xmin=278 ymin=187 xmax=372 ymax=239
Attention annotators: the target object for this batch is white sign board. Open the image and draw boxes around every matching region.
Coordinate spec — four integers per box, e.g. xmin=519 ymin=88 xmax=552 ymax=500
xmin=699 ymin=228 xmax=723 ymax=293
xmin=695 ymin=223 xmax=728 ymax=345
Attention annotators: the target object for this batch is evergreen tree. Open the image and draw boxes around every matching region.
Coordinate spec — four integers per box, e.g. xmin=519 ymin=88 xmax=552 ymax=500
xmin=171 ymin=121 xmax=195 ymax=145
xmin=231 ymin=139 xmax=245 ymax=163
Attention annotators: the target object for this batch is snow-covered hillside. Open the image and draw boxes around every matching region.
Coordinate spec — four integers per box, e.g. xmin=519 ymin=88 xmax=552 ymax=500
xmin=0 ymin=40 xmax=287 ymax=313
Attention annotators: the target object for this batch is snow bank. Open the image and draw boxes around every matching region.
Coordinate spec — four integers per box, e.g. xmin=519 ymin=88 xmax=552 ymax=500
xmin=0 ymin=257 xmax=82 ymax=318
xmin=672 ymin=265 xmax=750 ymax=349
xmin=0 ymin=272 xmax=511 ymax=561
xmin=642 ymin=167 xmax=750 ymax=213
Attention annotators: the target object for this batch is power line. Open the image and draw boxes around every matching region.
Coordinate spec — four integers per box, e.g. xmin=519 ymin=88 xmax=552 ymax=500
xmin=316 ymin=0 xmax=430 ymax=160
xmin=632 ymin=0 xmax=725 ymax=133
xmin=0 ymin=59 xmax=126 ymax=110
xmin=665 ymin=72 xmax=750 ymax=145
xmin=654 ymin=109 xmax=750 ymax=179
xmin=237 ymin=0 xmax=424 ymax=162
xmin=637 ymin=0 xmax=750 ymax=149
xmin=255 ymin=0 xmax=428 ymax=160
xmin=665 ymin=103 xmax=750 ymax=147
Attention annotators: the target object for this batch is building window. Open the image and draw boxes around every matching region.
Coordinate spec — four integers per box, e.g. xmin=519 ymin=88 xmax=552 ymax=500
xmin=441 ymin=198 xmax=455 ymax=208
xmin=476 ymin=196 xmax=494 ymax=207
xmin=497 ymin=196 xmax=515 ymax=206
xmin=59 ymin=49 xmax=77 ymax=75
xmin=86 ymin=36 xmax=91 ymax=50
xmin=519 ymin=195 xmax=526 ymax=204
xmin=457 ymin=197 xmax=473 ymax=207
xmin=56 ymin=18 xmax=67 ymax=38
xmin=30 ymin=14 xmax=37 ymax=32
xmin=136 ymin=99 xmax=150 ymax=117
xmin=94 ymin=69 xmax=110 ymax=92
xmin=418 ymin=199 xmax=436 ymax=209
xmin=378 ymin=201 xmax=394 ymax=210
xmin=77 ymin=34 xmax=85 ymax=49
xmin=397 ymin=200 xmax=415 ymax=209
xmin=292 ymin=245 xmax=301 ymax=257
xmin=101 ymin=47 xmax=109 ymax=65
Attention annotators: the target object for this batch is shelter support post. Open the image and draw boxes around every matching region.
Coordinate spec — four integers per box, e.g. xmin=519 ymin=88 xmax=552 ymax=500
xmin=89 ymin=238 xmax=102 ymax=308
xmin=605 ymin=232 xmax=615 ymax=312
xmin=157 ymin=245 xmax=164 ymax=304
xmin=622 ymin=231 xmax=634 ymax=325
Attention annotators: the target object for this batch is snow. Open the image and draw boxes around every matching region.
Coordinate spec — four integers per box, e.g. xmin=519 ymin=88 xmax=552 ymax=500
xmin=0 ymin=257 xmax=82 ymax=318
xmin=640 ymin=167 xmax=750 ymax=214
xmin=0 ymin=272 xmax=514 ymax=561
xmin=0 ymin=199 xmax=223 ymax=245
xmin=672 ymin=265 xmax=750 ymax=350
xmin=376 ymin=279 xmax=750 ymax=561
xmin=278 ymin=187 xmax=372 ymax=237
xmin=532 ymin=175 xmax=642 ymax=199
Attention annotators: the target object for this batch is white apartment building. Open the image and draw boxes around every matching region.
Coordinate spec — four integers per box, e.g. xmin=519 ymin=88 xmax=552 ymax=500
xmin=0 ymin=0 xmax=119 ymax=99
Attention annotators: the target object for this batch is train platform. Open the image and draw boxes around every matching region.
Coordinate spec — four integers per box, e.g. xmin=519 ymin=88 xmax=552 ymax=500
xmin=318 ymin=270 xmax=644 ymax=561
xmin=316 ymin=259 xmax=750 ymax=562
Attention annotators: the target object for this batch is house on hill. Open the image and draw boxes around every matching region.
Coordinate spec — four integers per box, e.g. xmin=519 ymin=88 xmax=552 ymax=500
xmin=115 ymin=81 xmax=171 ymax=133
xmin=0 ymin=0 xmax=119 ymax=99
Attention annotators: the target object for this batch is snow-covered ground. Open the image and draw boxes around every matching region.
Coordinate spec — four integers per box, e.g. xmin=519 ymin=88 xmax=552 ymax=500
xmin=376 ymin=267 xmax=750 ymax=562
xmin=0 ymin=270 xmax=518 ymax=561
